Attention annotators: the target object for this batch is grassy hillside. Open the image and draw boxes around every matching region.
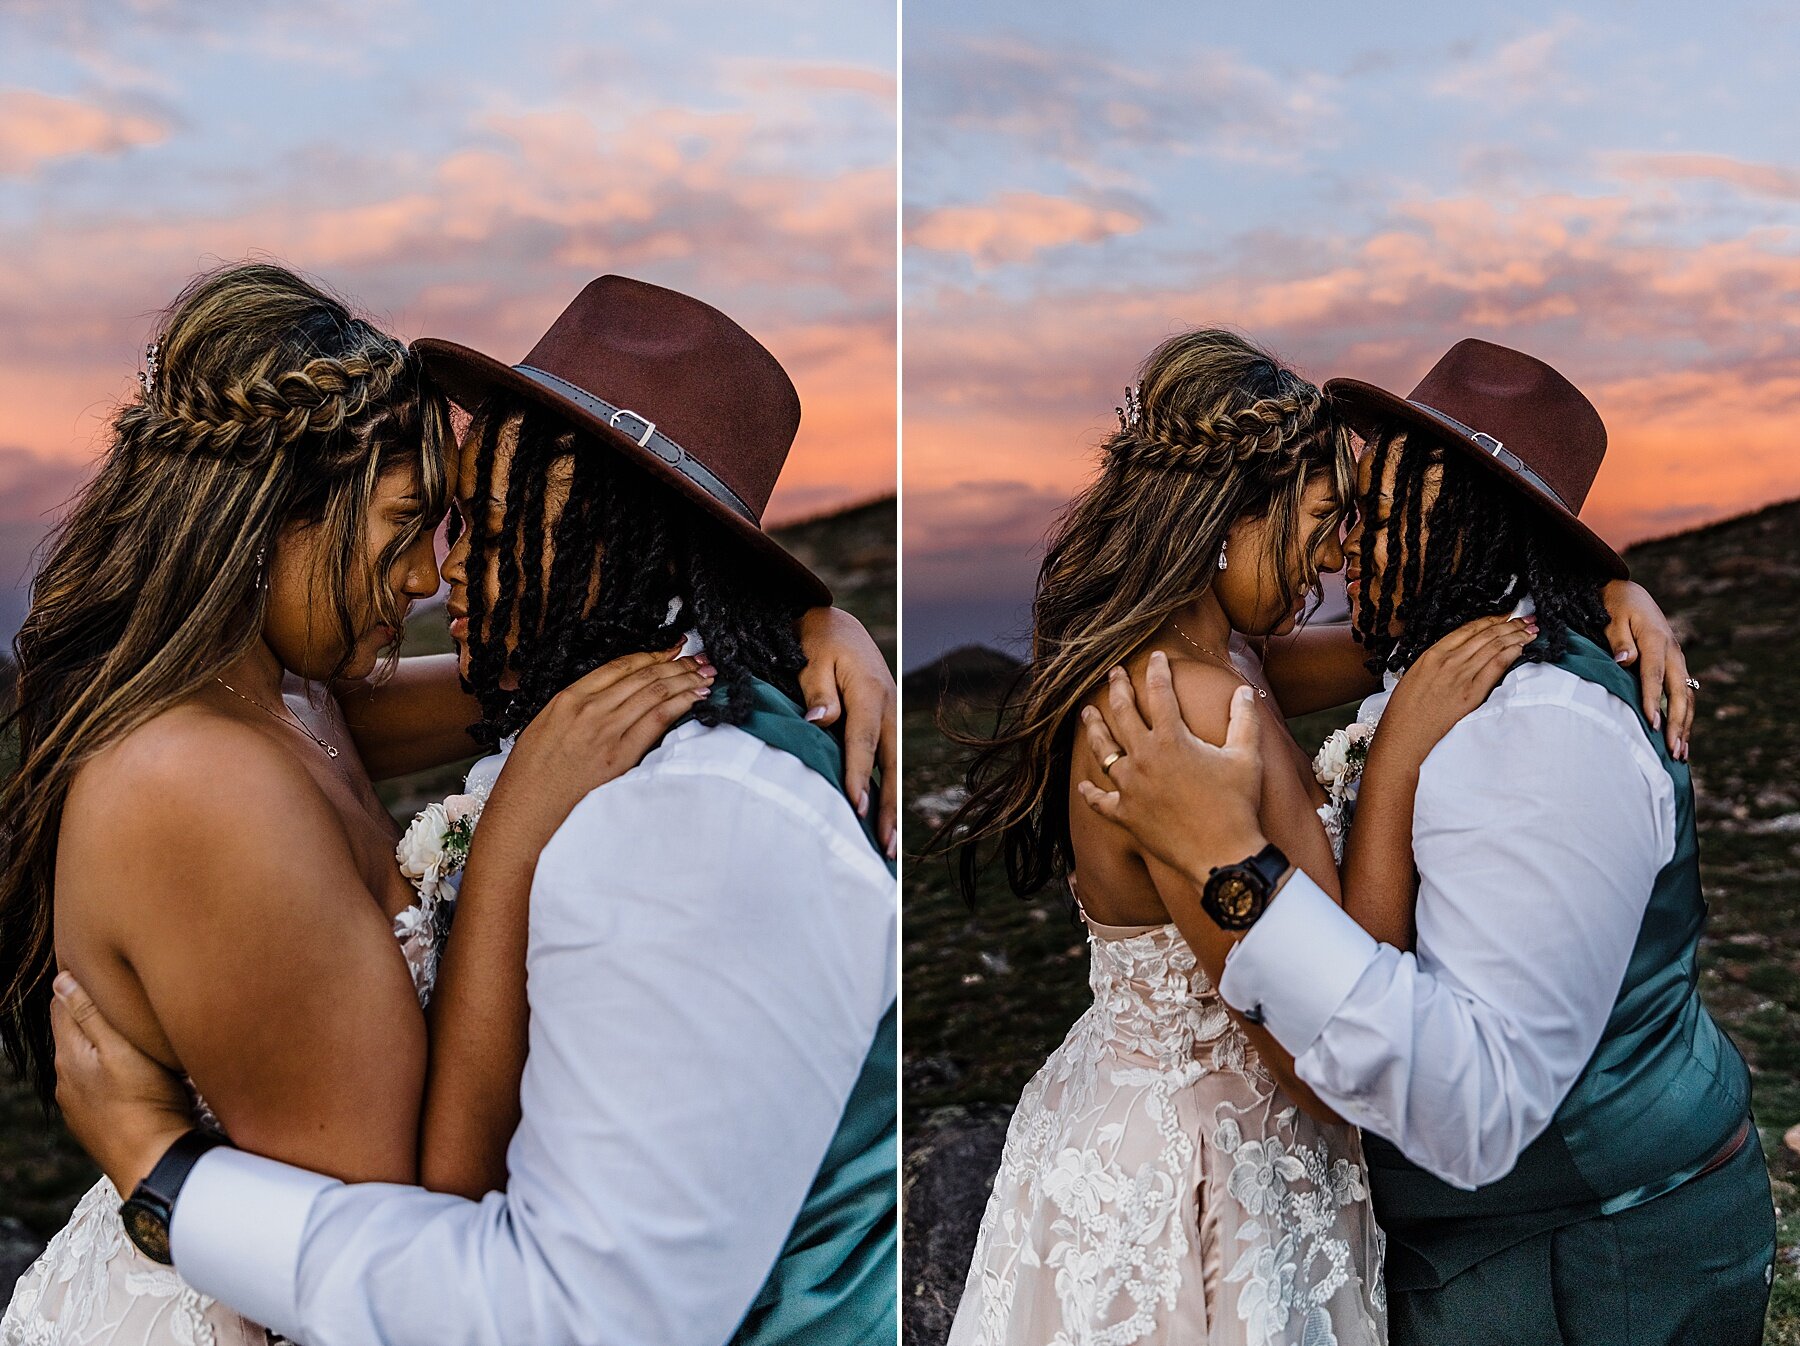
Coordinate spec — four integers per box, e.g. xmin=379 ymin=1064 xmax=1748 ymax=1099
xmin=904 ymin=498 xmax=1800 ymax=1342
xmin=0 ymin=495 xmax=895 ymax=1279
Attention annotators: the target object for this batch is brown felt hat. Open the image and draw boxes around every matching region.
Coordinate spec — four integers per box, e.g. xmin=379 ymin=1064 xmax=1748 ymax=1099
xmin=1325 ymin=338 xmax=1628 ymax=579
xmin=415 ymin=275 xmax=829 ymax=606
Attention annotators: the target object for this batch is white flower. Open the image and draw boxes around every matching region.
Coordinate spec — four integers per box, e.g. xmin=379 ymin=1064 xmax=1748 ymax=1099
xmin=1048 ymin=1243 xmax=1105 ymax=1320
xmin=1214 ymin=1115 xmax=1244 ymax=1154
xmin=1345 ymin=721 xmax=1374 ymax=747
xmin=396 ymin=802 xmax=449 ymax=881
xmin=1326 ymin=1158 xmax=1368 ymax=1207
xmin=1312 ymin=733 xmax=1350 ymax=786
xmin=1226 ymin=1233 xmax=1300 ymax=1343
xmin=1041 ymin=1148 xmax=1117 ymax=1222
xmin=443 ymin=793 xmax=480 ymax=825
xmin=1226 ymin=1137 xmax=1308 ymax=1216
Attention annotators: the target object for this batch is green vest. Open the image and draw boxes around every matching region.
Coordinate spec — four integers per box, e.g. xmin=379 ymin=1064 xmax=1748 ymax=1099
xmin=695 ymin=678 xmax=898 ymax=1346
xmin=1366 ymin=634 xmax=1751 ymax=1291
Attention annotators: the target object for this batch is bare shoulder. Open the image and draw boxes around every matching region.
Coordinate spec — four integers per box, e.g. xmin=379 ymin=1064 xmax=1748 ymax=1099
xmin=1158 ymin=653 xmax=1251 ymax=746
xmin=73 ymin=702 xmax=322 ymax=826
xmin=64 ymin=702 xmax=352 ymax=905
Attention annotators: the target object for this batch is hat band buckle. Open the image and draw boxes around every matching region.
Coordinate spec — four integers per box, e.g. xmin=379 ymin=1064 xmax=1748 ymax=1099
xmin=513 ymin=364 xmax=759 ymax=525
xmin=1408 ymin=401 xmax=1572 ymax=512
xmin=608 ymin=407 xmax=657 ymax=449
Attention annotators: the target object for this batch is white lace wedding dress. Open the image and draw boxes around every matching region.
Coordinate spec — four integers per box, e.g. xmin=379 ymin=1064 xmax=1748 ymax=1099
xmin=948 ymin=910 xmax=1387 ymax=1346
xmin=0 ymin=875 xmax=455 ymax=1346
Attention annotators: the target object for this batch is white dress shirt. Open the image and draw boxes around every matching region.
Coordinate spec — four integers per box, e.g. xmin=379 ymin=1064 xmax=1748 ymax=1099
xmin=1218 ymin=654 xmax=1676 ymax=1191
xmin=169 ymin=714 xmax=898 ymax=1346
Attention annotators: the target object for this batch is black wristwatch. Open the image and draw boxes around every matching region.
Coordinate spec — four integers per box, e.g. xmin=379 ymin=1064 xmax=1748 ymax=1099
xmin=118 ymin=1130 xmax=230 ymax=1265
xmin=1200 ymin=842 xmax=1291 ymax=931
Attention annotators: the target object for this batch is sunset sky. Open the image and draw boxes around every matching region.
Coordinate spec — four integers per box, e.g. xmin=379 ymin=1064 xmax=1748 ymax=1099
xmin=0 ymin=0 xmax=895 ymax=645
xmin=903 ymin=0 xmax=1800 ymax=666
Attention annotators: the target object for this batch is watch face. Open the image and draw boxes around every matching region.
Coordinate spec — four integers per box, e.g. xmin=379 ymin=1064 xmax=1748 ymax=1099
xmin=1216 ymin=875 xmax=1256 ymax=921
xmin=120 ymin=1198 xmax=173 ymax=1265
xmin=1203 ymin=863 xmax=1269 ymax=930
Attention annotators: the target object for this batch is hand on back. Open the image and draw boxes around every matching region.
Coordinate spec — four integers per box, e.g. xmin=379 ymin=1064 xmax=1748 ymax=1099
xmin=1075 ymin=653 xmax=1269 ymax=882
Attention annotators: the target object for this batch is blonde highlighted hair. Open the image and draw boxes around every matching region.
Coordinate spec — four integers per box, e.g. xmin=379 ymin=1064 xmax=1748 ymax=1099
xmin=0 ymin=262 xmax=452 ymax=1102
xmin=934 ymin=327 xmax=1354 ymax=900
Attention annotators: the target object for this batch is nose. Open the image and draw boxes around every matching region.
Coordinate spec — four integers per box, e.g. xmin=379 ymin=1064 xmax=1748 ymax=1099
xmin=400 ymin=527 xmax=440 ymax=601
xmin=1317 ymin=528 xmax=1345 ymax=575
xmin=440 ymin=524 xmax=468 ymax=590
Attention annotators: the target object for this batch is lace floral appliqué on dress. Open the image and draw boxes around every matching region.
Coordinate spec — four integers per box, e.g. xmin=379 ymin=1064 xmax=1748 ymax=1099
xmin=0 ymin=894 xmax=451 ymax=1346
xmin=947 ymin=918 xmax=1385 ymax=1346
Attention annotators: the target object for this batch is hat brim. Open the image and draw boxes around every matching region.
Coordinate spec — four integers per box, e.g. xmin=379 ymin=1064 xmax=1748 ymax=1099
xmin=1324 ymin=377 xmax=1629 ymax=580
xmin=414 ymin=336 xmax=832 ymax=608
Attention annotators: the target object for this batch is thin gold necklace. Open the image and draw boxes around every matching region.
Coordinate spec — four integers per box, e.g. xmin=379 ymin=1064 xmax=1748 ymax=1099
xmin=1170 ymin=622 xmax=1269 ymax=699
xmin=215 ymin=677 xmax=341 ymax=758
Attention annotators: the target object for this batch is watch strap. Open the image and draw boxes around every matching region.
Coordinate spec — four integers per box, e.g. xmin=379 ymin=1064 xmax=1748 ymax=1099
xmin=1201 ymin=841 xmax=1291 ymax=931
xmin=1243 ymin=842 xmax=1290 ymax=893
xmin=134 ymin=1129 xmax=229 ymax=1213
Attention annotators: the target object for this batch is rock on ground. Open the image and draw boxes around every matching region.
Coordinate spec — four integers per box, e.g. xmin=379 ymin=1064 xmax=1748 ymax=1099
xmin=0 ymin=1217 xmax=46 ymax=1301
xmin=903 ymin=1105 xmax=1012 ymax=1346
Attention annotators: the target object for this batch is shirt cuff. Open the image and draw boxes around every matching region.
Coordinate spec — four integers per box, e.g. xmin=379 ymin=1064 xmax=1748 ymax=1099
xmin=171 ymin=1147 xmax=340 ymax=1339
xmin=1218 ymin=870 xmax=1380 ymax=1055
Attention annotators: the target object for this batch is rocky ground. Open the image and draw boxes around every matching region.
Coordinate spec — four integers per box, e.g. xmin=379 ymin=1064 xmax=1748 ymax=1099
xmin=903 ymin=497 xmax=1800 ymax=1345
xmin=0 ymin=495 xmax=895 ymax=1301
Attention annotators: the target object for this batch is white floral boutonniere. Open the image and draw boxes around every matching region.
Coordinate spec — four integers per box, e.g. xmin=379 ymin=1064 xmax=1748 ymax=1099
xmin=1313 ymin=720 xmax=1374 ymax=801
xmin=396 ymin=789 xmax=487 ymax=902
xmin=1313 ymin=720 xmax=1375 ymax=862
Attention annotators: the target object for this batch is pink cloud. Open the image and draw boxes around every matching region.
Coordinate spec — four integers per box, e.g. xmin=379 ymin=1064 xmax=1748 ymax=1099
xmin=723 ymin=58 xmax=897 ymax=102
xmin=0 ymin=100 xmax=893 ymax=640
xmin=908 ymin=191 xmax=1142 ymax=267
xmin=906 ymin=185 xmax=1800 ymax=605
xmin=0 ymin=87 xmax=167 ymax=175
xmin=1611 ymin=152 xmax=1800 ymax=201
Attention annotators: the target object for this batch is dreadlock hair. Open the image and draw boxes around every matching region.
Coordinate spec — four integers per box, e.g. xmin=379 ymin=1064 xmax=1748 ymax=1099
xmin=456 ymin=401 xmax=808 ymax=745
xmin=931 ymin=328 xmax=1354 ymax=906
xmin=0 ymin=261 xmax=451 ymax=1105
xmin=1351 ymin=426 xmax=1611 ymax=674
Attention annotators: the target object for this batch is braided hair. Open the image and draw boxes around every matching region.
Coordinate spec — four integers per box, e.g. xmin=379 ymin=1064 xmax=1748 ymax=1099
xmin=0 ymin=262 xmax=452 ymax=1104
xmin=1351 ymin=427 xmax=1611 ymax=674
xmin=455 ymin=402 xmax=807 ymax=747
xmin=933 ymin=328 xmax=1354 ymax=904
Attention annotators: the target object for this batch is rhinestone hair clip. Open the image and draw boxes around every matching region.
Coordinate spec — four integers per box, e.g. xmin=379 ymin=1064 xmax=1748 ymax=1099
xmin=138 ymin=338 xmax=161 ymax=396
xmin=1115 ymin=383 xmax=1143 ymax=433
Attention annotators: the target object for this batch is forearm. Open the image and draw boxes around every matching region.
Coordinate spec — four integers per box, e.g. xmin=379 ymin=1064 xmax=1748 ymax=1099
xmin=335 ymin=655 xmax=484 ymax=780
xmin=1259 ymin=623 xmax=1382 ymax=716
xmin=1339 ymin=740 xmax=1423 ymax=950
xmin=1148 ymin=856 xmax=1343 ymax=1126
xmin=174 ymin=1150 xmax=613 ymax=1346
xmin=418 ymin=787 xmax=545 ymax=1199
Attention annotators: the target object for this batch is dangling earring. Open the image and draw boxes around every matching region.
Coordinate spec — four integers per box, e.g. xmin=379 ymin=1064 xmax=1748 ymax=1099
xmin=1217 ymin=539 xmax=1229 ymax=571
xmin=256 ymin=547 xmax=267 ymax=592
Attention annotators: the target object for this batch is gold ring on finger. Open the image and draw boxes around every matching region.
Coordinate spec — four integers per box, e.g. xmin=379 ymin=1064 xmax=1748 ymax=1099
xmin=1101 ymin=750 xmax=1125 ymax=775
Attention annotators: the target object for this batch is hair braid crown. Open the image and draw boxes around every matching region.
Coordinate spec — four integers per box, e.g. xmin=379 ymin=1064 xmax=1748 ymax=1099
xmin=1125 ymin=374 xmax=1325 ymax=472
xmin=141 ymin=342 xmax=410 ymax=462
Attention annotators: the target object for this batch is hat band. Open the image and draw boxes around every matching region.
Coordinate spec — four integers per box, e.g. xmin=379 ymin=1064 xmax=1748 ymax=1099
xmin=515 ymin=364 xmax=759 ymax=525
xmin=1406 ymin=401 xmax=1573 ymax=512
